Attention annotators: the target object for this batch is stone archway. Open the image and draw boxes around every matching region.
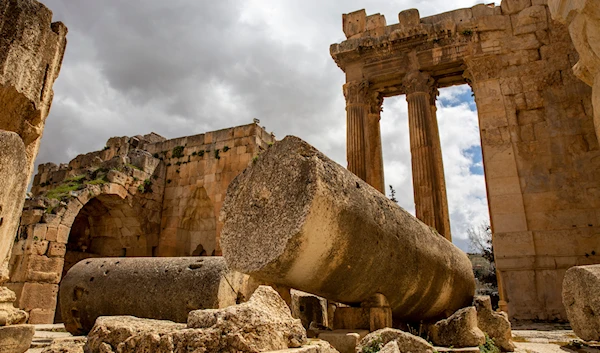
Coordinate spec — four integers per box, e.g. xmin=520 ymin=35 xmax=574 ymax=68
xmin=8 ymin=181 xmax=160 ymax=323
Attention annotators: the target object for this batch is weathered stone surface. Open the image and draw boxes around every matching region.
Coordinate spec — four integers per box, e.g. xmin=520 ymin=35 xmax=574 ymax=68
xmin=0 ymin=324 xmax=34 ymax=353
xmin=380 ymin=340 xmax=401 ymax=353
xmin=562 ymin=265 xmax=600 ymax=341
xmin=429 ymin=307 xmax=485 ymax=348
xmin=474 ymin=296 xmax=514 ymax=351
xmin=85 ymin=286 xmax=307 ymax=353
xmin=0 ymin=288 xmax=27 ymax=326
xmin=356 ymin=328 xmax=435 ymax=353
xmin=549 ymin=1 xmax=600 ymax=139
xmin=267 ymin=340 xmax=339 ymax=353
xmin=60 ymin=256 xmax=254 ymax=335
xmin=0 ymin=131 xmax=28 ymax=282
xmin=221 ymin=136 xmax=475 ymax=322
xmin=42 ymin=337 xmax=86 ymax=353
xmin=0 ymin=0 xmax=67 ymax=181
xmin=292 ymin=290 xmax=328 ymax=329
xmin=317 ymin=330 xmax=362 ymax=353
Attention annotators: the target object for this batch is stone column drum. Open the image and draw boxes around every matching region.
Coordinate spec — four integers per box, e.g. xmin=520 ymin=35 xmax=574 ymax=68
xmin=221 ymin=136 xmax=475 ymax=322
xmin=403 ymin=71 xmax=452 ymax=241
xmin=59 ymin=257 xmax=254 ymax=335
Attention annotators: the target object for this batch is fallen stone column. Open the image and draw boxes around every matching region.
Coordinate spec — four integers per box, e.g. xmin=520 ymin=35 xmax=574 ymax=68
xmin=59 ymin=257 xmax=255 ymax=335
xmin=221 ymin=136 xmax=475 ymax=322
xmin=562 ymin=264 xmax=600 ymax=341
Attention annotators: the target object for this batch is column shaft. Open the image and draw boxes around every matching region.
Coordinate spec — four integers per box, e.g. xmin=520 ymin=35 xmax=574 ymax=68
xmin=404 ymin=72 xmax=452 ymax=240
xmin=366 ymin=94 xmax=385 ymax=193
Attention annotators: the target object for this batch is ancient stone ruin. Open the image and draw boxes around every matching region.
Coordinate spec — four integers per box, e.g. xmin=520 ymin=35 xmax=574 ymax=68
xmin=3 ymin=0 xmax=600 ymax=352
xmin=330 ymin=0 xmax=600 ymax=322
xmin=7 ymin=124 xmax=273 ymax=323
xmin=0 ymin=0 xmax=67 ymax=351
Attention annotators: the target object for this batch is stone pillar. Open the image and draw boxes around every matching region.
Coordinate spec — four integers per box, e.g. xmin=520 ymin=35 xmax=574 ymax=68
xmin=344 ymin=81 xmax=385 ymax=193
xmin=366 ymin=93 xmax=385 ymax=193
xmin=344 ymin=81 xmax=369 ymax=181
xmin=403 ymin=71 xmax=452 ymax=241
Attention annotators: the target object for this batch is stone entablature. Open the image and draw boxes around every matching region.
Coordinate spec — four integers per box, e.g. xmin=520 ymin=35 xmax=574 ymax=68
xmin=7 ymin=123 xmax=274 ymax=323
xmin=331 ymin=0 xmax=600 ymax=321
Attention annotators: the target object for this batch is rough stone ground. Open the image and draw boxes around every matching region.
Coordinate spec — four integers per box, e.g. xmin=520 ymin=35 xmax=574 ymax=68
xmin=25 ymin=322 xmax=600 ymax=353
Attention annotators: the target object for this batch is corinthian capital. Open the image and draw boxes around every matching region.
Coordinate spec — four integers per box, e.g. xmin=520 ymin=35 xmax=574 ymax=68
xmin=402 ymin=71 xmax=437 ymax=96
xmin=343 ymin=80 xmax=369 ymax=105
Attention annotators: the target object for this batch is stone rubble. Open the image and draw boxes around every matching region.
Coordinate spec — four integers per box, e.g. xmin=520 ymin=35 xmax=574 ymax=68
xmin=429 ymin=307 xmax=486 ymax=348
xmin=84 ymin=286 xmax=310 ymax=353
xmin=356 ymin=328 xmax=435 ymax=353
xmin=475 ymin=296 xmax=515 ymax=351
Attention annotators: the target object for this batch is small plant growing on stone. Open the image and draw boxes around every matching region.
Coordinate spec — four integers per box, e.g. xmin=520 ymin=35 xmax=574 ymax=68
xmin=462 ymin=29 xmax=473 ymax=36
xmin=479 ymin=334 xmax=500 ymax=353
xmin=102 ymin=146 xmax=109 ymax=151
xmin=361 ymin=335 xmax=383 ymax=353
xmin=166 ymin=163 xmax=172 ymax=166
xmin=199 ymin=150 xmax=205 ymax=157
xmin=192 ymin=151 xmax=197 ymax=156
xmin=214 ymin=149 xmax=221 ymax=160
xmin=252 ymin=156 xmax=259 ymax=164
xmin=137 ymin=179 xmax=153 ymax=194
xmin=167 ymin=179 xmax=172 ymax=184
xmin=223 ymin=146 xmax=230 ymax=152
xmin=175 ymin=161 xmax=182 ymax=166
xmin=268 ymin=142 xmax=274 ymax=147
xmin=388 ymin=185 xmax=398 ymax=203
xmin=172 ymin=145 xmax=185 ymax=158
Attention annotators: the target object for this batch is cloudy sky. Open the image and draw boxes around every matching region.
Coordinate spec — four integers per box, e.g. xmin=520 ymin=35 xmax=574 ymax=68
xmin=38 ymin=0 xmax=501 ymax=251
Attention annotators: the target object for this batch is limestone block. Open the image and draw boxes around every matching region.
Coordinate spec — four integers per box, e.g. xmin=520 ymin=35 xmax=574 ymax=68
xmin=474 ymin=296 xmax=515 ymax=351
xmin=317 ymin=331 xmax=361 ymax=353
xmin=356 ymin=328 xmax=434 ymax=353
xmin=28 ymin=308 xmax=55 ymax=324
xmin=85 ymin=286 xmax=306 ymax=353
xmin=501 ymin=0 xmax=532 ymax=15
xmin=512 ymin=5 xmax=548 ymax=35
xmin=343 ymin=9 xmax=366 ymax=39
xmin=221 ymin=136 xmax=475 ymax=322
xmin=47 ymin=242 xmax=66 ymax=257
xmin=429 ymin=307 xmax=486 ymax=348
xmin=398 ymin=9 xmax=420 ymax=31
xmin=291 ymin=291 xmax=328 ymax=329
xmin=60 ymin=257 xmax=253 ymax=335
xmin=562 ymin=264 xmax=600 ymax=341
xmin=0 ymin=131 xmax=28 ymax=281
xmin=0 ymin=324 xmax=34 ymax=353
xmin=19 ymin=283 xmax=58 ymax=311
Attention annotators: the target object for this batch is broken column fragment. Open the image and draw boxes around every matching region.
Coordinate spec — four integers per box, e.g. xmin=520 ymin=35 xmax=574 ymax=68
xmin=562 ymin=264 xmax=600 ymax=341
xmin=59 ymin=257 xmax=255 ymax=335
xmin=0 ymin=0 xmax=68 ymax=181
xmin=221 ymin=136 xmax=475 ymax=321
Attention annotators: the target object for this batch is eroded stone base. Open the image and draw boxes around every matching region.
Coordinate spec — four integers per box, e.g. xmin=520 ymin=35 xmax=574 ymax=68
xmin=0 ymin=324 xmax=34 ymax=353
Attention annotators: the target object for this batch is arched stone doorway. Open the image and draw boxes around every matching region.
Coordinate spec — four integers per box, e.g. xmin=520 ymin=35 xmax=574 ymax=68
xmin=8 ymin=181 xmax=161 ymax=323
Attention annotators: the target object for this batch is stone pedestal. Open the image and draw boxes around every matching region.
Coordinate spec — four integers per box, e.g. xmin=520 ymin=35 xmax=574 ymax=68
xmin=403 ymin=71 xmax=452 ymax=241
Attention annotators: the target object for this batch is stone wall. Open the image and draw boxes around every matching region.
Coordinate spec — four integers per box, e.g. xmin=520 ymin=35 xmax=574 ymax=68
xmin=331 ymin=0 xmax=600 ymax=321
xmin=7 ymin=123 xmax=274 ymax=323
